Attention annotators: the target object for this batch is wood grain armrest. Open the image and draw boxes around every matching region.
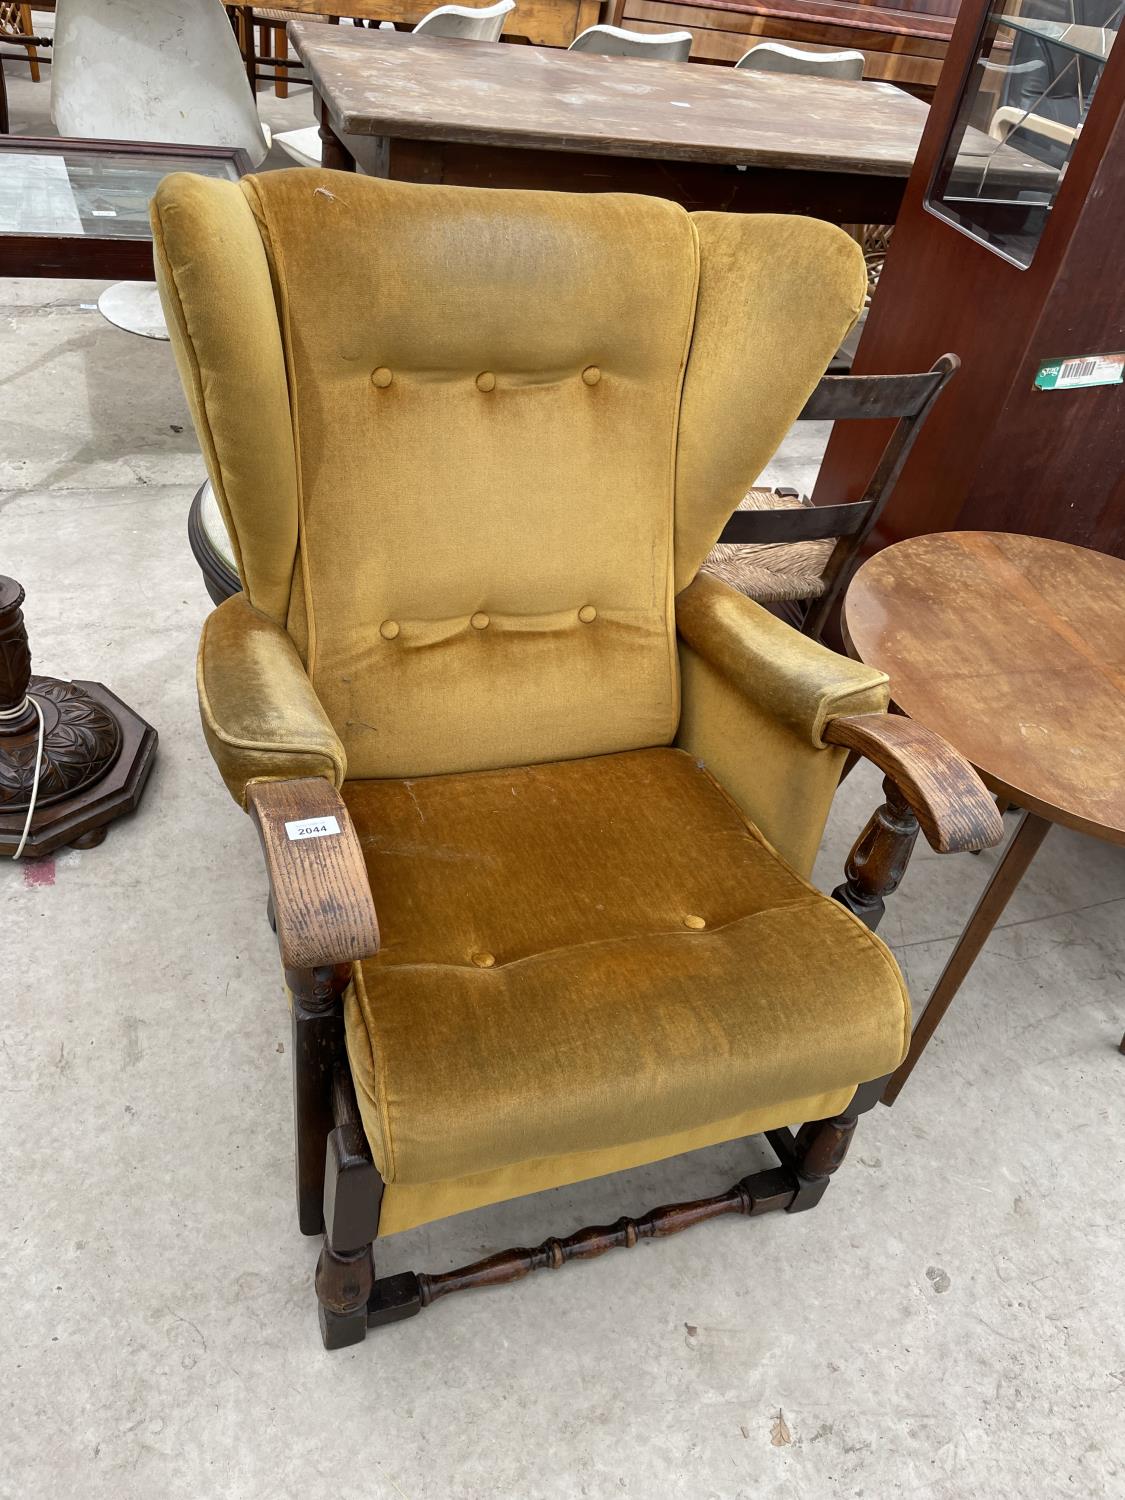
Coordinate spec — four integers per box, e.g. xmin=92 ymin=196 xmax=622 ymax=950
xmin=246 ymin=778 xmax=379 ymax=971
xmin=824 ymin=713 xmax=1004 ymax=854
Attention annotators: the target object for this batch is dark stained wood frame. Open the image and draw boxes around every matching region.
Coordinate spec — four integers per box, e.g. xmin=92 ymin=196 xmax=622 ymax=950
xmin=716 ymin=353 xmax=957 ymax=635
xmin=245 ymin=716 xmax=1000 ymax=1349
xmin=824 ymin=712 xmax=1003 ymax=853
xmin=0 ymin=137 xmax=253 ymax=280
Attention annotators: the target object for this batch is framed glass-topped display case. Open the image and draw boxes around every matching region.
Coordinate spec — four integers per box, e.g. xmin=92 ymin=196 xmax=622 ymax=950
xmin=0 ymin=138 xmax=252 ymax=279
xmin=926 ymin=0 xmax=1120 ymax=265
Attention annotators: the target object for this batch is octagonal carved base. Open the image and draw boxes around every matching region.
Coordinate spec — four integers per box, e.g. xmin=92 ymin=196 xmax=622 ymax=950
xmin=0 ymin=575 xmax=157 ymax=859
xmin=0 ymin=680 xmax=157 ymax=859
xmin=0 ymin=675 xmax=122 ymax=813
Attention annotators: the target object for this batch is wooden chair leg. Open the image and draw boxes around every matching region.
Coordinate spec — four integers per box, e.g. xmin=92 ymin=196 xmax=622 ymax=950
xmin=785 ymin=1107 xmax=859 ymax=1209
xmin=353 ymin=1083 xmax=885 ymax=1341
xmin=232 ymin=4 xmax=256 ymax=95
xmin=315 ymin=1067 xmax=383 ymax=1349
xmin=317 ymin=1241 xmax=373 ymax=1350
xmin=299 ymin=1044 xmax=886 ymax=1350
xmin=19 ymin=5 xmax=38 ymax=82
xmin=286 ymin=962 xmax=352 ymax=1236
xmin=832 ymin=773 xmax=920 ymax=934
xmin=272 ymin=23 xmax=288 ymax=99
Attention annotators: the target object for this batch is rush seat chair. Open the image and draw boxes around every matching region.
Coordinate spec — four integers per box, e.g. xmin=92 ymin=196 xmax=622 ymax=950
xmin=151 ymin=170 xmax=1002 ymax=1349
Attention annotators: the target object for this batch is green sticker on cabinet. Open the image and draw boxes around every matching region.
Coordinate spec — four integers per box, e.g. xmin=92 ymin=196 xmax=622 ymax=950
xmin=1035 ymin=353 xmax=1125 ymax=391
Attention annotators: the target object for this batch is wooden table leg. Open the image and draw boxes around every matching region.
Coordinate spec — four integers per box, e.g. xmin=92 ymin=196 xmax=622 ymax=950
xmin=317 ymin=97 xmax=357 ymax=172
xmin=229 ymin=5 xmax=255 ymax=96
xmin=882 ymin=809 xmax=1053 ymax=1104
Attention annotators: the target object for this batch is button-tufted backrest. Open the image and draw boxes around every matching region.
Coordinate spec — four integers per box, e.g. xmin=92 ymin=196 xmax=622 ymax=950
xmin=153 ymin=170 xmax=864 ymax=780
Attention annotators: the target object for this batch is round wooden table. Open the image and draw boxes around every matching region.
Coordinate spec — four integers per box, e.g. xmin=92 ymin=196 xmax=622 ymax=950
xmin=843 ymin=531 xmax=1125 ymax=1102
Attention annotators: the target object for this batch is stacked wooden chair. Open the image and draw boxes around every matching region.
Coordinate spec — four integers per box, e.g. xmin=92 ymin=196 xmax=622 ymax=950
xmin=0 ymin=3 xmax=39 ymax=81
xmin=703 ymin=355 xmax=957 ymax=637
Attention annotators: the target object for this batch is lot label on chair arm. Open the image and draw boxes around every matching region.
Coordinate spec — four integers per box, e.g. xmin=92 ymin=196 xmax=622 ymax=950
xmin=285 ymin=814 xmax=341 ymax=841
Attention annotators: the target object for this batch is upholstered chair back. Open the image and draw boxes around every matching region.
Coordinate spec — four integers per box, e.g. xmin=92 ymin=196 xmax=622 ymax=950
xmin=153 ymin=172 xmax=865 ymax=779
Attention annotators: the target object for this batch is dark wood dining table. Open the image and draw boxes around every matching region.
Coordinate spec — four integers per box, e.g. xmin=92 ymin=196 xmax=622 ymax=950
xmin=287 ymin=21 xmax=955 ymax=220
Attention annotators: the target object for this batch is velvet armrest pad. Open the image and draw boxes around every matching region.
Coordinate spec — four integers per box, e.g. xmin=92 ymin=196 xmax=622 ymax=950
xmin=675 ymin=574 xmax=890 ymax=746
xmin=197 ymin=594 xmax=347 ymax=806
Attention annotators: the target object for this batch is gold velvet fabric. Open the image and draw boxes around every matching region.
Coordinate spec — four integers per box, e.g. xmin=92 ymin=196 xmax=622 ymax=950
xmin=197 ymin=594 xmax=346 ymax=803
xmin=343 ymin=749 xmax=909 ymax=1195
xmin=374 ymin=1086 xmax=860 ymax=1236
xmin=151 ymin=175 xmax=298 ymax=626
xmin=675 ymin=574 xmax=890 ymax=873
xmin=245 ymin=172 xmax=694 ymax=778
xmin=155 ymin=171 xmax=907 ymax=1233
xmin=675 ymin=212 xmax=866 ymax=591
xmin=152 ymin=170 xmax=866 ymax=786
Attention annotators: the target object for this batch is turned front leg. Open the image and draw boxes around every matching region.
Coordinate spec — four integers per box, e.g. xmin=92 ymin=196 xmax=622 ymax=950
xmin=768 ymin=1098 xmax=863 ymax=1214
xmin=287 ymin=962 xmax=352 ymax=1236
xmin=832 ymin=775 xmax=920 ymax=933
xmin=316 ymin=1239 xmax=374 ymax=1351
xmin=316 ymin=1067 xmax=384 ymax=1350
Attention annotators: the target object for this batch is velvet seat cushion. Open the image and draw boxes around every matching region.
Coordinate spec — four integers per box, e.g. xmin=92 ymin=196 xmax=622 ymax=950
xmin=342 ymin=748 xmax=910 ymax=1189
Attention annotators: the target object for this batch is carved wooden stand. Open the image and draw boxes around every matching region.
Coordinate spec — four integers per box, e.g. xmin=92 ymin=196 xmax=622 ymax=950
xmin=286 ymin=760 xmax=929 ymax=1350
xmin=0 ymin=577 xmax=157 ymax=858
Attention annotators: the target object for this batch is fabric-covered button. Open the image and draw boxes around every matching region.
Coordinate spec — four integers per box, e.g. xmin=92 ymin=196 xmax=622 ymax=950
xmin=476 ymin=372 xmax=496 ymax=392
xmin=379 ymin=620 xmax=400 ymax=640
xmin=683 ymin=914 xmax=706 ymax=930
xmin=578 ymin=605 xmax=597 ymax=624
xmin=471 ymin=951 xmax=496 ymax=968
xmin=471 ymin=612 xmax=490 ymax=630
xmin=371 ymin=367 xmax=393 ymax=388
xmin=581 ymin=366 xmax=601 ymax=386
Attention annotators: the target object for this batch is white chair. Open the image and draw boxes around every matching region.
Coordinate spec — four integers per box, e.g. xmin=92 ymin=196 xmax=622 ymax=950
xmin=275 ymin=0 xmax=517 ymax=167
xmin=735 ymin=41 xmax=865 ymax=80
xmin=52 ymin=0 xmax=271 ymax=338
xmin=989 ymin=105 xmax=1077 ymax=149
xmin=414 ymin=0 xmax=515 ymax=39
xmin=568 ymin=23 xmax=691 ymax=61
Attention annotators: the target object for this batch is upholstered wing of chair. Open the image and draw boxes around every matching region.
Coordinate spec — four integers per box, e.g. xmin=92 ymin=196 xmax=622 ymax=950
xmin=152 ymin=170 xmax=1002 ymax=1349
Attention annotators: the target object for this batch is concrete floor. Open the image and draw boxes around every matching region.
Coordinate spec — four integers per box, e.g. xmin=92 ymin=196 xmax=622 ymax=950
xmin=3 ymin=48 xmax=1125 ymax=1500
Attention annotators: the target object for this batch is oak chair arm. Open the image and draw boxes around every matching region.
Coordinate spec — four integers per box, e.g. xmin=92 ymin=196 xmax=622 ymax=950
xmin=246 ymin=777 xmax=380 ymax=971
xmin=824 ymin=713 xmax=1003 ymax=854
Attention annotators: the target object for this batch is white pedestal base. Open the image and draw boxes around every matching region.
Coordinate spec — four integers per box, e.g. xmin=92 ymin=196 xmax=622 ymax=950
xmin=97 ymin=282 xmax=169 ymax=341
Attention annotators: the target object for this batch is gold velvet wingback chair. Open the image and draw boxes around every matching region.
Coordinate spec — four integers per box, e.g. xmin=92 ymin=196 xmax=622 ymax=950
xmin=153 ymin=169 xmax=1001 ymax=1350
